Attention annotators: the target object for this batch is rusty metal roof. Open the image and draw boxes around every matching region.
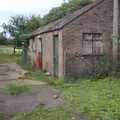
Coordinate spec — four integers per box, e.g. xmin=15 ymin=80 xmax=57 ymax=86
xmin=30 ymin=0 xmax=104 ymax=37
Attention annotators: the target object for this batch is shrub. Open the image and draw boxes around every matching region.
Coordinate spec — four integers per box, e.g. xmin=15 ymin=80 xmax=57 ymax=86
xmin=7 ymin=84 xmax=30 ymax=96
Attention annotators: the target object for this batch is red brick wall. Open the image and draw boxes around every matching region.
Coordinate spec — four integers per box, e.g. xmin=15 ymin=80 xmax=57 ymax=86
xmin=62 ymin=0 xmax=113 ymax=76
xmin=28 ymin=31 xmax=61 ymax=75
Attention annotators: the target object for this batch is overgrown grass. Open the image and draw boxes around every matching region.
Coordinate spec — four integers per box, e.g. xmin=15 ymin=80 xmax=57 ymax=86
xmin=7 ymin=84 xmax=30 ymax=96
xmin=0 ymin=45 xmax=20 ymax=63
xmin=63 ymin=78 xmax=120 ymax=120
xmin=0 ymin=113 xmax=4 ymax=120
xmin=22 ymin=70 xmax=65 ymax=86
xmin=12 ymin=107 xmax=72 ymax=120
xmin=47 ymin=77 xmax=65 ymax=86
xmin=12 ymin=77 xmax=120 ymax=120
xmin=35 ymin=71 xmax=65 ymax=86
xmin=0 ymin=54 xmax=19 ymax=63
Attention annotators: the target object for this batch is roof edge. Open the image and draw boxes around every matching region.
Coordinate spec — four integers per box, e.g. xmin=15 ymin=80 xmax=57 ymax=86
xmin=29 ymin=0 xmax=105 ymax=38
xmin=61 ymin=0 xmax=105 ymax=29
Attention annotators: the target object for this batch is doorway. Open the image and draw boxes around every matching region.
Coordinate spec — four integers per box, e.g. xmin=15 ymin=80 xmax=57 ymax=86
xmin=38 ymin=38 xmax=43 ymax=69
xmin=53 ymin=35 xmax=59 ymax=76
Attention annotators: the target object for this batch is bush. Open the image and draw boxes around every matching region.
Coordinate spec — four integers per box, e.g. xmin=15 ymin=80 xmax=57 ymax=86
xmin=7 ymin=84 xmax=30 ymax=96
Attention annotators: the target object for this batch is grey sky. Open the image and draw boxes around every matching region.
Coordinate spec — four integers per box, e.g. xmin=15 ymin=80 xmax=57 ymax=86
xmin=0 ymin=0 xmax=65 ymax=28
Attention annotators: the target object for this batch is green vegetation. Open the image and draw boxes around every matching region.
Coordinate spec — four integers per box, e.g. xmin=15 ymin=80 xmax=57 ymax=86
xmin=0 ymin=45 xmax=20 ymax=63
xmin=0 ymin=32 xmax=8 ymax=45
xmin=47 ymin=77 xmax=65 ymax=86
xmin=21 ymin=70 xmax=65 ymax=86
xmin=42 ymin=0 xmax=92 ymax=25
xmin=7 ymin=84 xmax=30 ymax=96
xmin=0 ymin=84 xmax=8 ymax=93
xmin=35 ymin=71 xmax=45 ymax=81
xmin=12 ymin=78 xmax=120 ymax=120
xmin=12 ymin=108 xmax=72 ymax=120
xmin=1 ymin=0 xmax=92 ymax=48
xmin=0 ymin=113 xmax=4 ymax=120
xmin=0 ymin=45 xmax=22 ymax=55
xmin=63 ymin=78 xmax=120 ymax=120
xmin=0 ymin=54 xmax=19 ymax=63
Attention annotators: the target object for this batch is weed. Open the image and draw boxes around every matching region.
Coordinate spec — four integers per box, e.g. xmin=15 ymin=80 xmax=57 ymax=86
xmin=47 ymin=77 xmax=64 ymax=86
xmin=7 ymin=84 xmax=30 ymax=96
xmin=35 ymin=71 xmax=45 ymax=81
xmin=12 ymin=78 xmax=120 ymax=120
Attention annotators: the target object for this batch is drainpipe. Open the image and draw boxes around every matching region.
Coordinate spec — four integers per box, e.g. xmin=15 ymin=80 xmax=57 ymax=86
xmin=113 ymin=0 xmax=119 ymax=66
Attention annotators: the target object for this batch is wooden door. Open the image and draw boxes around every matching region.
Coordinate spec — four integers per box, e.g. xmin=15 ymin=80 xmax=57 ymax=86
xmin=53 ymin=35 xmax=59 ymax=76
xmin=39 ymin=38 xmax=43 ymax=69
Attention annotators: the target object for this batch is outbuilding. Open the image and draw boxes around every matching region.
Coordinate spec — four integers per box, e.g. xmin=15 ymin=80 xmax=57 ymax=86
xmin=27 ymin=0 xmax=117 ymax=77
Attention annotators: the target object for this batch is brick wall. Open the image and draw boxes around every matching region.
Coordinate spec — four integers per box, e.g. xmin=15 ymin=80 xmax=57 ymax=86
xmin=28 ymin=31 xmax=62 ymax=75
xmin=63 ymin=0 xmax=113 ymax=76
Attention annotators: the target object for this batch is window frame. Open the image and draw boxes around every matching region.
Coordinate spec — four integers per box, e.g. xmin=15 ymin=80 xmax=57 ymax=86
xmin=82 ymin=33 xmax=104 ymax=55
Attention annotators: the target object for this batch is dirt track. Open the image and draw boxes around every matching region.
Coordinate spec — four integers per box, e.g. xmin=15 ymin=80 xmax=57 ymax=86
xmin=0 ymin=63 xmax=63 ymax=120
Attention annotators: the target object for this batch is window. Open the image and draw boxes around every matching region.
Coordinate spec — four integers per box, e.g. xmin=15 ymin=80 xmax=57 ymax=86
xmin=83 ymin=33 xmax=103 ymax=55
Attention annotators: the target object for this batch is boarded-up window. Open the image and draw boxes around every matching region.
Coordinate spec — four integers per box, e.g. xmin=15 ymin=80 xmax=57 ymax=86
xmin=83 ymin=33 xmax=103 ymax=55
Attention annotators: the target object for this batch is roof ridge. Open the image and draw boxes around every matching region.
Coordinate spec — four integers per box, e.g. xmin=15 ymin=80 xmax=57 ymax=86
xmin=30 ymin=0 xmax=105 ymax=37
xmin=61 ymin=0 xmax=104 ymax=28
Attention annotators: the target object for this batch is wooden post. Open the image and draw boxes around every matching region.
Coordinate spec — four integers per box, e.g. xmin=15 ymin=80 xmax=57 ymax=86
xmin=113 ymin=0 xmax=119 ymax=65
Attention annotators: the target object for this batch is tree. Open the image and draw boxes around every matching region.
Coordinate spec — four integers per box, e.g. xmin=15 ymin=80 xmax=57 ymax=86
xmin=42 ymin=0 xmax=92 ymax=25
xmin=25 ymin=15 xmax=42 ymax=32
xmin=0 ymin=32 xmax=8 ymax=45
xmin=2 ymin=16 xmax=27 ymax=48
xmin=2 ymin=15 xmax=42 ymax=49
xmin=1 ymin=0 xmax=93 ymax=49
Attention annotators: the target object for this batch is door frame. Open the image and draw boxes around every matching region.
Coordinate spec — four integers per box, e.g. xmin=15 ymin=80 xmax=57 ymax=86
xmin=53 ymin=35 xmax=59 ymax=76
xmin=39 ymin=37 xmax=43 ymax=69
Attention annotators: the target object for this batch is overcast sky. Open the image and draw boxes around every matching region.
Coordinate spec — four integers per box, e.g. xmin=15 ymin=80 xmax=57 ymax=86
xmin=0 ymin=0 xmax=65 ymax=28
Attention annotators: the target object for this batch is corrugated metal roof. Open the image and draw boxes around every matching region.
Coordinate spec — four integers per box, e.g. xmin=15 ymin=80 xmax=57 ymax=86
xmin=30 ymin=0 xmax=104 ymax=37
